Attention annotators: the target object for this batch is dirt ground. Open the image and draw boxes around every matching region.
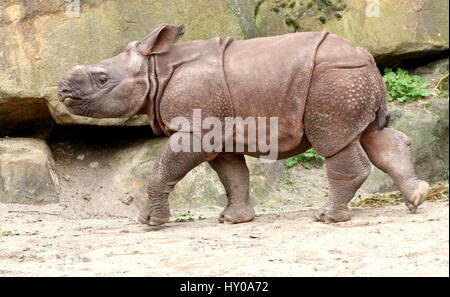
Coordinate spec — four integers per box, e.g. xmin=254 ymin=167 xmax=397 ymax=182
xmin=0 ymin=200 xmax=448 ymax=277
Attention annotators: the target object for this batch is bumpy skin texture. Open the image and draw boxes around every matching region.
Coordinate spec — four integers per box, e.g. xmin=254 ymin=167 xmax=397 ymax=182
xmin=58 ymin=24 xmax=429 ymax=226
xmin=305 ymin=35 xmax=387 ymax=158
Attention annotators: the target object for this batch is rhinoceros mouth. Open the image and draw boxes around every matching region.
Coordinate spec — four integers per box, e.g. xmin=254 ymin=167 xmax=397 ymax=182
xmin=58 ymin=83 xmax=86 ymax=102
xmin=60 ymin=96 xmax=73 ymax=102
xmin=60 ymin=95 xmax=84 ymax=105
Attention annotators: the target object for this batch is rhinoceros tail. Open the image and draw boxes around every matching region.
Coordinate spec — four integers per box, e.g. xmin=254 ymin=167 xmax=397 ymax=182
xmin=376 ymin=104 xmax=390 ymax=130
xmin=374 ymin=63 xmax=390 ymax=130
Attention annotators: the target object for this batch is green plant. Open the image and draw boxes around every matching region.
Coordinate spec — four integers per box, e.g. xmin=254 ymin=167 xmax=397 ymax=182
xmin=285 ymin=148 xmax=325 ymax=169
xmin=1 ymin=231 xmax=20 ymax=236
xmin=267 ymin=0 xmax=347 ymax=32
xmin=254 ymin=0 xmax=265 ymax=16
xmin=172 ymin=211 xmax=205 ymax=222
xmin=444 ymin=167 xmax=449 ymax=181
xmin=172 ymin=211 xmax=194 ymax=222
xmin=383 ymin=68 xmax=431 ymax=102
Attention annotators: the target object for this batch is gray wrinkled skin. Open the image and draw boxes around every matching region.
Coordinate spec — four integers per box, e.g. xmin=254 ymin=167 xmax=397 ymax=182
xmin=58 ymin=24 xmax=429 ymax=226
xmin=57 ymin=40 xmax=150 ymax=118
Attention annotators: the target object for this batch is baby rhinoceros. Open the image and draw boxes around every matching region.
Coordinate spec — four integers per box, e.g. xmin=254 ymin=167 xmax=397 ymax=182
xmin=58 ymin=24 xmax=429 ymax=225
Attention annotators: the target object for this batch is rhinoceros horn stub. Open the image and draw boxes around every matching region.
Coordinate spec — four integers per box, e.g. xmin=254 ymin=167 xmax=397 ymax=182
xmin=137 ymin=24 xmax=185 ymax=56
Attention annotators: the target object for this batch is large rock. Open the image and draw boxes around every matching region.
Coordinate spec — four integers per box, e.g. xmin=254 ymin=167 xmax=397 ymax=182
xmin=0 ymin=0 xmax=257 ymax=136
xmin=256 ymin=0 xmax=449 ymax=66
xmin=413 ymin=58 xmax=449 ymax=97
xmin=0 ymin=138 xmax=60 ymax=204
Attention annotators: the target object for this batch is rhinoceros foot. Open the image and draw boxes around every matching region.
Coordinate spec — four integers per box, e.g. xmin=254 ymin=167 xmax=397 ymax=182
xmin=137 ymin=202 xmax=170 ymax=226
xmin=314 ymin=206 xmax=352 ymax=224
xmin=137 ymin=215 xmax=169 ymax=226
xmin=218 ymin=204 xmax=255 ymax=224
xmin=405 ymin=180 xmax=430 ymax=214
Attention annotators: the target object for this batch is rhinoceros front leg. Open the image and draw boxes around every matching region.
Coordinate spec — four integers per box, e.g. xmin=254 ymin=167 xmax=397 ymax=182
xmin=315 ymin=140 xmax=371 ymax=223
xmin=138 ymin=133 xmax=216 ymax=226
xmin=209 ymin=154 xmax=255 ymax=224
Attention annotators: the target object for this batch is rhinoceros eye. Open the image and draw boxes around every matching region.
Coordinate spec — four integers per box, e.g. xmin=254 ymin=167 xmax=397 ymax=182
xmin=95 ymin=75 xmax=108 ymax=87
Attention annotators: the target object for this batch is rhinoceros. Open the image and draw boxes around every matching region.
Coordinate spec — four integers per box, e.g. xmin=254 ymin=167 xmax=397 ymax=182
xmin=58 ymin=24 xmax=429 ymax=225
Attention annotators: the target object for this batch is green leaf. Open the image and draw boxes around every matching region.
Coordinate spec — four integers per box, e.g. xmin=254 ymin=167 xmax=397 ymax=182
xmin=383 ymin=68 xmax=431 ymax=103
xmin=284 ymin=148 xmax=324 ymax=169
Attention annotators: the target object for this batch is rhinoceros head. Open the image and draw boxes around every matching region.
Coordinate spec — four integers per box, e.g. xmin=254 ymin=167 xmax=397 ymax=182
xmin=57 ymin=24 xmax=184 ymax=118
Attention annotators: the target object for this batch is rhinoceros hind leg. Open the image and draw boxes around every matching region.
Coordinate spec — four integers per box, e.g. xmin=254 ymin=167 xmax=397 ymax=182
xmin=361 ymin=126 xmax=429 ymax=213
xmin=209 ymin=154 xmax=255 ymax=224
xmin=315 ymin=140 xmax=371 ymax=223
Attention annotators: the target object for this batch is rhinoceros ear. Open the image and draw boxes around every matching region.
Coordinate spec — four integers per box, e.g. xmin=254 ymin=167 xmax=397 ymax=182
xmin=137 ymin=24 xmax=185 ymax=56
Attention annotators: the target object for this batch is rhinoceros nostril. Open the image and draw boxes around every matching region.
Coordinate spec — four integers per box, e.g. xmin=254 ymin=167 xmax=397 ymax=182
xmin=57 ymin=83 xmax=74 ymax=102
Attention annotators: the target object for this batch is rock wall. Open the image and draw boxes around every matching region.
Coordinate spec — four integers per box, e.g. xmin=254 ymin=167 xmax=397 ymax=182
xmin=0 ymin=0 xmax=257 ymax=135
xmin=256 ymin=0 xmax=449 ymax=65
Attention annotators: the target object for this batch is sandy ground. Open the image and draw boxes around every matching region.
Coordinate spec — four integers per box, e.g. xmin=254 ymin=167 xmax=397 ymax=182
xmin=0 ymin=200 xmax=448 ymax=277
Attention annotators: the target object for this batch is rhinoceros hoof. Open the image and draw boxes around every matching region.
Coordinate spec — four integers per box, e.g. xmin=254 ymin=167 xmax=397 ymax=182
xmin=137 ymin=207 xmax=170 ymax=226
xmin=218 ymin=205 xmax=255 ymax=224
xmin=138 ymin=215 xmax=169 ymax=226
xmin=405 ymin=180 xmax=430 ymax=214
xmin=314 ymin=206 xmax=352 ymax=223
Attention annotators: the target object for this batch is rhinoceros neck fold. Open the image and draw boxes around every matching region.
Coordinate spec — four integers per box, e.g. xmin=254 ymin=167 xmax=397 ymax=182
xmin=152 ymin=37 xmax=235 ymax=136
xmin=146 ymin=55 xmax=163 ymax=135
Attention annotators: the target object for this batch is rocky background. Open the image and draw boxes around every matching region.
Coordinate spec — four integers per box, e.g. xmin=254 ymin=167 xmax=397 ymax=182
xmin=0 ymin=0 xmax=448 ymax=219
